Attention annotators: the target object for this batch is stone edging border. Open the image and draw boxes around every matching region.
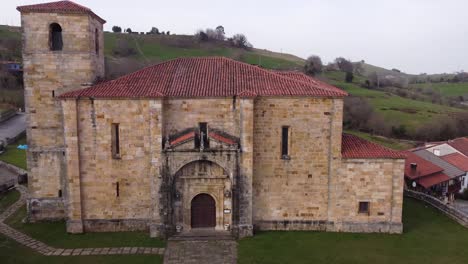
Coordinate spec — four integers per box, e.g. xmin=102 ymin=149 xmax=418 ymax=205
xmin=0 ymin=185 xmax=165 ymax=256
xmin=405 ymin=189 xmax=468 ymax=228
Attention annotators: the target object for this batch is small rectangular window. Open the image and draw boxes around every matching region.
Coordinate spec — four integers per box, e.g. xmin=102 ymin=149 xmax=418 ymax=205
xmin=281 ymin=126 xmax=290 ymax=159
xmin=358 ymin=201 xmax=370 ymax=214
xmin=52 ymin=90 xmax=55 ymax=97
xmin=58 ymin=189 xmax=62 ymax=197
xmin=111 ymin=123 xmax=120 ymax=158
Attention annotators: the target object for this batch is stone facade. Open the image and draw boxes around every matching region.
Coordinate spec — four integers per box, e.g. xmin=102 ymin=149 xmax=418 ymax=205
xmin=19 ymin=4 xmax=405 ymax=238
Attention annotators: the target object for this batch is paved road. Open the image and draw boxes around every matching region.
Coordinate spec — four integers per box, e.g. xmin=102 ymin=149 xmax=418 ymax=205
xmin=454 ymin=199 xmax=468 ymax=215
xmin=0 ymin=113 xmax=26 ymax=144
xmin=164 ymin=240 xmax=237 ymax=264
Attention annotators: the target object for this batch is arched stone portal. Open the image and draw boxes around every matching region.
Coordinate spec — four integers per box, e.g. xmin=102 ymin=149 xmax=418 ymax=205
xmin=172 ymin=160 xmax=232 ymax=232
xmin=191 ymin=193 xmax=216 ymax=228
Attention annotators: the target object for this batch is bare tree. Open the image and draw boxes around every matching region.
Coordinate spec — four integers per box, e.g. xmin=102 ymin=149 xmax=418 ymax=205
xmin=230 ymin=34 xmax=252 ymax=49
xmin=304 ymin=55 xmax=323 ymax=76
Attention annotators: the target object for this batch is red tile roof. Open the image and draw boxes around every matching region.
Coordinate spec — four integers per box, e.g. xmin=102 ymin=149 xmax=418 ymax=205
xmin=448 ymin=137 xmax=468 ymax=156
xmin=341 ymin=134 xmax=406 ymax=159
xmin=273 ymin=71 xmax=347 ymax=95
xmin=17 ymin=1 xmax=105 ymax=24
xmin=169 ymin=131 xmax=195 ymax=146
xmin=403 ymin=151 xmax=444 ymax=180
xmin=417 ymin=172 xmax=451 ymax=189
xmin=440 ymin=152 xmax=468 ymax=171
xmin=59 ymin=57 xmax=347 ymax=99
xmin=208 ymin=132 xmax=236 ymax=145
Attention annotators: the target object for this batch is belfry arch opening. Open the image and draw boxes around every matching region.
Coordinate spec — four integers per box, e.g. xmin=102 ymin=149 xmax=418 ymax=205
xmin=49 ymin=23 xmax=63 ymax=51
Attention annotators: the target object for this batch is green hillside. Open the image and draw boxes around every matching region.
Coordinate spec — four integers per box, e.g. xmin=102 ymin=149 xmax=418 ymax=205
xmin=103 ymin=32 xmax=304 ymax=70
xmin=324 ymin=71 xmax=463 ymax=133
xmin=409 ymin=82 xmax=468 ymax=97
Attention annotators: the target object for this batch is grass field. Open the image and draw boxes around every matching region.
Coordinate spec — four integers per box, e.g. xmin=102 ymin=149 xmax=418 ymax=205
xmin=0 ymin=135 xmax=27 ymax=170
xmin=410 ymin=82 xmax=468 ymax=97
xmin=238 ymin=197 xmax=468 ymax=264
xmin=0 ymin=189 xmax=20 ymax=213
xmin=5 ymin=205 xmax=165 ymax=249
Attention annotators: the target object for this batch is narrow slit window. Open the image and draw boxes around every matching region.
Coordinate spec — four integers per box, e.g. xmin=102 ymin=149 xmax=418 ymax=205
xmin=52 ymin=90 xmax=55 ymax=97
xmin=281 ymin=126 xmax=290 ymax=159
xmin=358 ymin=201 xmax=370 ymax=214
xmin=58 ymin=189 xmax=62 ymax=197
xmin=95 ymin=28 xmax=99 ymax=54
xmin=199 ymin=122 xmax=209 ymax=148
xmin=116 ymin=182 xmax=120 ymax=197
xmin=49 ymin=23 xmax=63 ymax=51
xmin=111 ymin=123 xmax=120 ymax=158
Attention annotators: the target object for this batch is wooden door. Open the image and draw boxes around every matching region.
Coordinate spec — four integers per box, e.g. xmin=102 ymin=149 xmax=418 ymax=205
xmin=191 ymin=194 xmax=216 ymax=228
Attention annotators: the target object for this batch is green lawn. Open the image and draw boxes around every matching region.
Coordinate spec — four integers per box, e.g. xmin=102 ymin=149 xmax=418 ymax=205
xmin=239 ymin=198 xmax=468 ymax=264
xmin=0 ymin=189 xmax=20 ymax=213
xmin=345 ymin=130 xmax=415 ymax=150
xmin=0 ymin=135 xmax=27 ymax=170
xmin=5 ymin=205 xmax=165 ymax=249
xmin=0 ymin=234 xmax=163 ymax=264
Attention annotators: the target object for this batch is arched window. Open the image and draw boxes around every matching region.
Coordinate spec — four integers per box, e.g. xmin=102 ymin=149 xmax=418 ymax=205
xmin=49 ymin=23 xmax=63 ymax=51
xmin=95 ymin=28 xmax=99 ymax=54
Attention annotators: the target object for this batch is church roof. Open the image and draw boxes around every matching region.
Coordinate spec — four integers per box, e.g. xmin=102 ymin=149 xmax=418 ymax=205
xmin=341 ymin=134 xmax=406 ymax=159
xmin=59 ymin=57 xmax=348 ymax=99
xmin=17 ymin=1 xmax=106 ymax=24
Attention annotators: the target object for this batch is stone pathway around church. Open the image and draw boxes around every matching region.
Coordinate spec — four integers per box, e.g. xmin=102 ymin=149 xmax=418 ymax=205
xmin=163 ymin=239 xmax=237 ymax=264
xmin=0 ymin=185 xmax=165 ymax=256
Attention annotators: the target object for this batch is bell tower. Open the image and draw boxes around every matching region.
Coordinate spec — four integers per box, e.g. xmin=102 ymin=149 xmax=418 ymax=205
xmin=17 ymin=1 xmax=106 ymax=221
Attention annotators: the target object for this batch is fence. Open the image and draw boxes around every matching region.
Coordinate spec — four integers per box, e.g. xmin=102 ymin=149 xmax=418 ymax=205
xmin=405 ymin=189 xmax=468 ymax=228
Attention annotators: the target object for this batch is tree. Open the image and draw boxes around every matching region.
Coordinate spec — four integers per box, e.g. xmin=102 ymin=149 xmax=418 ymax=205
xmin=335 ymin=57 xmax=354 ymax=83
xmin=149 ymin=27 xmax=159 ymax=34
xmin=215 ymin=25 xmax=225 ymax=40
xmin=112 ymin=26 xmax=122 ymax=33
xmin=125 ymin=28 xmax=132 ymax=33
xmin=166 ymin=31 xmax=170 ymax=35
xmin=304 ymin=55 xmax=323 ymax=76
xmin=230 ymin=34 xmax=252 ymax=49
xmin=195 ymin=30 xmax=209 ymax=41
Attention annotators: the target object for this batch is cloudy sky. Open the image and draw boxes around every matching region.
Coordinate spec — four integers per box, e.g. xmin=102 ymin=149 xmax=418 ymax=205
xmin=4 ymin=0 xmax=468 ymax=74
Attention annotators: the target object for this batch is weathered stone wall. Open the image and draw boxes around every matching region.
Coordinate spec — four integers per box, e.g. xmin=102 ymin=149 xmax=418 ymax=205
xmin=163 ymin=98 xmax=240 ymax=137
xmin=330 ymin=158 xmax=404 ymax=233
xmin=75 ymin=99 xmax=160 ymax=223
xmin=20 ymin=10 xmax=105 ymax=221
xmin=252 ymin=97 xmax=343 ymax=224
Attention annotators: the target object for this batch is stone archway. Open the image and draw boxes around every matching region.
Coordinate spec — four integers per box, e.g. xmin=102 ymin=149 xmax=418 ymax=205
xmin=191 ymin=193 xmax=216 ymax=228
xmin=172 ymin=160 xmax=232 ymax=232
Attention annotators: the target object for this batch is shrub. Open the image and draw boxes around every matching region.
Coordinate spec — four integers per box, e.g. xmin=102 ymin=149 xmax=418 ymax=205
xmin=304 ymin=55 xmax=323 ymax=76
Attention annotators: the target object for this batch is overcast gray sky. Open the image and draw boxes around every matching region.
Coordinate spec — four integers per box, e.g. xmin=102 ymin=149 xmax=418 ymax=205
xmin=4 ymin=0 xmax=468 ymax=74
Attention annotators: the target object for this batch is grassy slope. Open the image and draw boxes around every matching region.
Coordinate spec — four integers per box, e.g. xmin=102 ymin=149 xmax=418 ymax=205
xmin=0 ymin=135 xmax=27 ymax=170
xmin=5 ymin=205 xmax=165 ymax=248
xmin=325 ymin=71 xmax=462 ymax=132
xmin=0 ymin=189 xmax=20 ymax=213
xmin=103 ymin=32 xmax=304 ymax=70
xmin=410 ymin=82 xmax=468 ymax=97
xmin=238 ymin=198 xmax=468 ymax=264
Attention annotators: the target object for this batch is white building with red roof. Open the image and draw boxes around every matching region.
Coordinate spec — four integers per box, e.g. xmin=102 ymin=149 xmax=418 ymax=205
xmin=18 ymin=1 xmax=406 ymax=238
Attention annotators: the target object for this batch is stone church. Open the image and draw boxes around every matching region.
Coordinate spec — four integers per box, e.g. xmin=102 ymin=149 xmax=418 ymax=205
xmin=18 ymin=1 xmax=405 ymax=238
